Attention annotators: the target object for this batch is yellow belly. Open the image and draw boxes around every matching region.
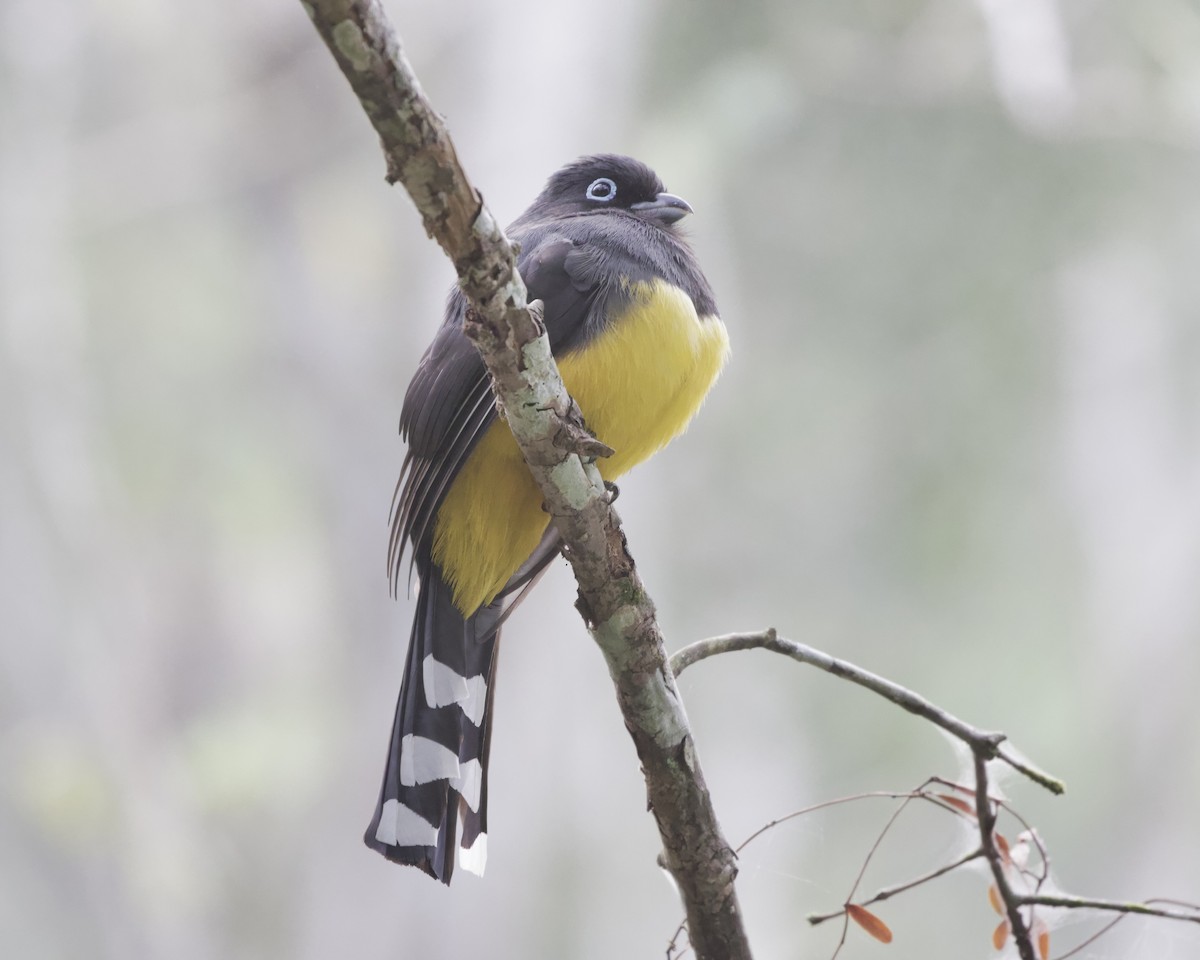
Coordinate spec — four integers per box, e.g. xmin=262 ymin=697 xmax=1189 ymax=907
xmin=431 ymin=279 xmax=730 ymax=615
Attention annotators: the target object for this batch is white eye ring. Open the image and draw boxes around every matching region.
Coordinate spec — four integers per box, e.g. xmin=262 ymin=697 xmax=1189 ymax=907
xmin=586 ymin=177 xmax=617 ymax=202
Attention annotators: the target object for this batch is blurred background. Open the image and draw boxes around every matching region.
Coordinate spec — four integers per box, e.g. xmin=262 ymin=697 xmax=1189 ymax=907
xmin=3 ymin=0 xmax=1199 ymax=957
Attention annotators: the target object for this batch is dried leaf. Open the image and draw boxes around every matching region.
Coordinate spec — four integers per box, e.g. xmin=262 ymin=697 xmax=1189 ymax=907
xmin=1034 ymin=919 xmax=1051 ymax=960
xmin=846 ymin=904 xmax=893 ymax=944
xmin=988 ymin=884 xmax=1003 ymax=915
xmin=992 ymin=919 xmax=1010 ymax=950
xmin=935 ymin=793 xmax=977 ymax=818
xmin=995 ymin=833 xmax=1011 ymax=863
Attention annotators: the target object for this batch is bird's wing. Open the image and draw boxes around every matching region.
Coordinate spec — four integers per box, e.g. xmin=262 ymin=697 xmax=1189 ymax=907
xmin=389 ymin=228 xmax=644 ymax=595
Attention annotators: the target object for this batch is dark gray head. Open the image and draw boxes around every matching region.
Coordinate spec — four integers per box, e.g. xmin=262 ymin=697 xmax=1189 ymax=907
xmin=524 ymin=154 xmax=693 ymax=228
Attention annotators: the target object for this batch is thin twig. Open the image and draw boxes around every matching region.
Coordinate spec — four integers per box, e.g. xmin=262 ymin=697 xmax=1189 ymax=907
xmin=827 ymin=794 xmax=919 ymax=960
xmin=737 ymin=789 xmax=932 ymax=855
xmin=846 ymin=794 xmax=919 ymax=906
xmin=1051 ymin=913 xmax=1126 ymax=960
xmin=808 ymin=847 xmax=984 ymax=924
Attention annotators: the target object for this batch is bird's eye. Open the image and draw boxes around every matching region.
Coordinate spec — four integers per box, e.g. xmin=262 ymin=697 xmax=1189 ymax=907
xmin=585 ymin=177 xmax=617 ymax=202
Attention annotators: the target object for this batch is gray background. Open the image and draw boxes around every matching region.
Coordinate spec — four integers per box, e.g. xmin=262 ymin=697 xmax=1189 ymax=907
xmin=2 ymin=0 xmax=1198 ymax=957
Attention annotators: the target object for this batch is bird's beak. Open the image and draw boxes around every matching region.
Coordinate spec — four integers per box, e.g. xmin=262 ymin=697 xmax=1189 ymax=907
xmin=630 ymin=191 xmax=693 ymax=225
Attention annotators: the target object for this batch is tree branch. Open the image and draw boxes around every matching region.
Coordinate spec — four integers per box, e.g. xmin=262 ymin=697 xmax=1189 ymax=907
xmin=301 ymin=2 xmax=750 ymax=957
xmin=974 ymin=754 xmax=1036 ymax=960
xmin=671 ymin=629 xmax=1065 ymax=795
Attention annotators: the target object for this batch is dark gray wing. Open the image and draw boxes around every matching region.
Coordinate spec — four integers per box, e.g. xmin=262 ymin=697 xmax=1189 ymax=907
xmin=388 ymin=303 xmax=497 ymax=594
xmin=389 ymin=231 xmax=604 ymax=594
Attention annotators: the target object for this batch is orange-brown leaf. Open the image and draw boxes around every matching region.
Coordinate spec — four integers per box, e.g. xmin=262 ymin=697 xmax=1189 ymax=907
xmin=1033 ymin=919 xmax=1051 ymax=960
xmin=992 ymin=919 xmax=1010 ymax=950
xmin=995 ymin=833 xmax=1011 ymax=863
xmin=936 ymin=793 xmax=977 ymax=818
xmin=846 ymin=904 xmax=893 ymax=944
xmin=988 ymin=884 xmax=1003 ymax=915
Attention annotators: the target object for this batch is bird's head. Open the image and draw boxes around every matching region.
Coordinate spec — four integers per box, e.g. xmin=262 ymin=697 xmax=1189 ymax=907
xmin=528 ymin=154 xmax=693 ymax=228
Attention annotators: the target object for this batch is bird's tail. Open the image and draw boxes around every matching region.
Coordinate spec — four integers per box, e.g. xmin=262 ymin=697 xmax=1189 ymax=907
xmin=364 ymin=568 xmax=500 ymax=883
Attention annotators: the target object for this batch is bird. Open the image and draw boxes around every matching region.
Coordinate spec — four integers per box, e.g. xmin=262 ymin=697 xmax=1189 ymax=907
xmin=364 ymin=154 xmax=729 ymax=883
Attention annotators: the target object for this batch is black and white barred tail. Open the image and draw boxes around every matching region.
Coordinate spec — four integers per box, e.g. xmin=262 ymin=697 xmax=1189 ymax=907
xmin=364 ymin=570 xmax=500 ymax=883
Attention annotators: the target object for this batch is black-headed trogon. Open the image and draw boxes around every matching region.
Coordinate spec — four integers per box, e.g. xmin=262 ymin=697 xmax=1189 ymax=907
xmin=365 ymin=154 xmax=729 ymax=882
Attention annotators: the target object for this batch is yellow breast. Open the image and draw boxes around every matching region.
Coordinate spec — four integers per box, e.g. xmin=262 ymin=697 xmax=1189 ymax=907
xmin=432 ymin=279 xmax=730 ymax=615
